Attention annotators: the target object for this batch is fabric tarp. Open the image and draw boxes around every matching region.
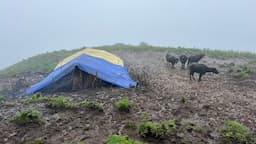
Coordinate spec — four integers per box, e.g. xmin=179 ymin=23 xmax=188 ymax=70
xmin=55 ymin=48 xmax=124 ymax=69
xmin=26 ymin=53 xmax=136 ymax=94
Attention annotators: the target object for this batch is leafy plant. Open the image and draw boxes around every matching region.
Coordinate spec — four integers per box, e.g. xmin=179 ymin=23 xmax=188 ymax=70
xmin=23 ymin=94 xmax=50 ymax=104
xmin=3 ymin=101 xmax=15 ymax=106
xmin=125 ymin=120 xmax=137 ymax=129
xmin=107 ymin=134 xmax=144 ymax=144
xmin=0 ymin=96 xmax=4 ymax=103
xmin=115 ymin=97 xmax=132 ymax=112
xmin=138 ymin=119 xmax=176 ymax=138
xmin=48 ymin=96 xmax=78 ymax=109
xmin=12 ymin=109 xmax=44 ymax=125
xmin=180 ymin=123 xmax=202 ymax=133
xmin=221 ymin=120 xmax=255 ymax=144
xmin=229 ymin=65 xmax=255 ymax=79
xmin=64 ymin=142 xmax=86 ymax=144
xmin=80 ymin=99 xmax=104 ymax=112
xmin=25 ymin=138 xmax=46 ymax=144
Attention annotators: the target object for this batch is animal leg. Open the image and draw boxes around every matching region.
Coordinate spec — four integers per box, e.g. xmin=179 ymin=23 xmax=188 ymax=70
xmin=171 ymin=63 xmax=175 ymax=68
xmin=192 ymin=73 xmax=196 ymax=80
xmin=198 ymin=74 xmax=202 ymax=82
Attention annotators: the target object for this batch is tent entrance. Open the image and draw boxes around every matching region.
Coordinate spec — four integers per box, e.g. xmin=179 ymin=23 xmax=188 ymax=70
xmin=40 ymin=67 xmax=110 ymax=93
xmin=72 ymin=66 xmax=105 ymax=90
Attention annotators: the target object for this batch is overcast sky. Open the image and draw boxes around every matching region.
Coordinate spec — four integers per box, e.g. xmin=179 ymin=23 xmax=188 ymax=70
xmin=0 ymin=0 xmax=256 ymax=69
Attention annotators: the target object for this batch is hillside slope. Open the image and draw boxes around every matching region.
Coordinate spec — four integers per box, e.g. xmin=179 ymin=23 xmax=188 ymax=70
xmin=1 ymin=43 xmax=256 ymax=78
xmin=0 ymin=49 xmax=256 ymax=143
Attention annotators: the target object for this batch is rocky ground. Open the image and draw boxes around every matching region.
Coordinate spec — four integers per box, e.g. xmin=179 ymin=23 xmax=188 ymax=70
xmin=0 ymin=50 xmax=256 ymax=144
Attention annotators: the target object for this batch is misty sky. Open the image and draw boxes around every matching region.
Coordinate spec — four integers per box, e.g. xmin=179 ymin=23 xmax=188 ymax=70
xmin=0 ymin=0 xmax=256 ymax=69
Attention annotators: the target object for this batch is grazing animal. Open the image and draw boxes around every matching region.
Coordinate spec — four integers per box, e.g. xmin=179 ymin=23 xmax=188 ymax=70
xmin=187 ymin=54 xmax=205 ymax=65
xmin=179 ymin=55 xmax=188 ymax=69
xmin=189 ymin=63 xmax=219 ymax=81
xmin=166 ymin=53 xmax=179 ymax=68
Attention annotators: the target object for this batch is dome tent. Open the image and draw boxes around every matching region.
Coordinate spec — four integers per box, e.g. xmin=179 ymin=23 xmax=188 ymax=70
xmin=26 ymin=48 xmax=137 ymax=94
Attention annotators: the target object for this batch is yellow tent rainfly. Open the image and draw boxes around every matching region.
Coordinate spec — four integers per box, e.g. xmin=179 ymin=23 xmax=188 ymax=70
xmin=55 ymin=48 xmax=124 ymax=69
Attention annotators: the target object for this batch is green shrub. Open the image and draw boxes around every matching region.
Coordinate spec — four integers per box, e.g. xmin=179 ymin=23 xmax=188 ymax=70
xmin=48 ymin=96 xmax=78 ymax=109
xmin=3 ymin=101 xmax=15 ymax=106
xmin=229 ymin=65 xmax=255 ymax=79
xmin=125 ymin=120 xmax=137 ymax=129
xmin=23 ymin=94 xmax=50 ymax=104
xmin=107 ymin=134 xmax=144 ymax=144
xmin=138 ymin=119 xmax=176 ymax=138
xmin=0 ymin=96 xmax=4 ymax=103
xmin=115 ymin=97 xmax=132 ymax=112
xmin=64 ymin=142 xmax=86 ymax=144
xmin=13 ymin=109 xmax=44 ymax=125
xmin=80 ymin=99 xmax=104 ymax=112
xmin=180 ymin=123 xmax=202 ymax=133
xmin=25 ymin=138 xmax=46 ymax=144
xmin=221 ymin=120 xmax=255 ymax=143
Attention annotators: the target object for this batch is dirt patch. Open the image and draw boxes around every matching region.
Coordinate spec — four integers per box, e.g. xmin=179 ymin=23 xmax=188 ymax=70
xmin=0 ymin=50 xmax=256 ymax=143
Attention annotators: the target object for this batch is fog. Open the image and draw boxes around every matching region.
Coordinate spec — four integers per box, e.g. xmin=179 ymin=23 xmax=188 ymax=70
xmin=0 ymin=0 xmax=255 ymax=69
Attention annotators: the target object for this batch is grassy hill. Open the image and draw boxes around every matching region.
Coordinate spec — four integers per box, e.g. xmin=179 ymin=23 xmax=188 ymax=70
xmin=1 ymin=43 xmax=256 ymax=78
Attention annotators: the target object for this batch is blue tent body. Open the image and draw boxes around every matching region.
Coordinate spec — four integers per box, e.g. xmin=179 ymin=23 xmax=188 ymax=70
xmin=26 ymin=54 xmax=137 ymax=94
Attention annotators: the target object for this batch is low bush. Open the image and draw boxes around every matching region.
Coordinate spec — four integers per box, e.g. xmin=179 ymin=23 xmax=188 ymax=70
xmin=138 ymin=119 xmax=176 ymax=138
xmin=12 ymin=109 xmax=44 ymax=125
xmin=125 ymin=120 xmax=137 ymax=129
xmin=107 ymin=134 xmax=144 ymax=144
xmin=127 ymin=66 xmax=150 ymax=88
xmin=229 ymin=65 xmax=255 ymax=79
xmin=48 ymin=96 xmax=78 ymax=109
xmin=25 ymin=138 xmax=46 ymax=144
xmin=23 ymin=94 xmax=50 ymax=104
xmin=221 ymin=120 xmax=255 ymax=144
xmin=114 ymin=97 xmax=132 ymax=112
xmin=80 ymin=99 xmax=104 ymax=112
xmin=0 ymin=96 xmax=4 ymax=103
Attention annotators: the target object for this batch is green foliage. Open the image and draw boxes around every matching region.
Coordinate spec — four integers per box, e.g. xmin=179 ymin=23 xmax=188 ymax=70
xmin=107 ymin=134 xmax=144 ymax=144
xmin=3 ymin=101 xmax=15 ymax=106
xmin=48 ymin=96 xmax=78 ymax=109
xmin=229 ymin=65 xmax=255 ymax=79
xmin=13 ymin=109 xmax=44 ymax=125
xmin=23 ymin=94 xmax=50 ymax=104
xmin=80 ymin=99 xmax=104 ymax=112
xmin=115 ymin=97 xmax=132 ymax=112
xmin=125 ymin=120 xmax=137 ymax=129
xmin=25 ymin=138 xmax=46 ymax=144
xmin=0 ymin=49 xmax=82 ymax=77
xmin=181 ymin=96 xmax=188 ymax=104
xmin=138 ymin=119 xmax=176 ymax=138
xmin=0 ymin=95 xmax=4 ymax=103
xmin=221 ymin=120 xmax=255 ymax=144
xmin=64 ymin=142 xmax=86 ymax=144
xmin=180 ymin=123 xmax=202 ymax=133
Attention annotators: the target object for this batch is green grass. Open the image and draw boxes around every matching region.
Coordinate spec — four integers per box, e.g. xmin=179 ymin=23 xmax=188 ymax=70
xmin=80 ymin=99 xmax=104 ymax=112
xmin=1 ymin=43 xmax=256 ymax=78
xmin=107 ymin=134 xmax=144 ymax=144
xmin=125 ymin=120 xmax=137 ymax=129
xmin=47 ymin=96 xmax=78 ymax=109
xmin=23 ymin=94 xmax=50 ymax=104
xmin=0 ymin=96 xmax=4 ymax=103
xmin=221 ymin=120 xmax=255 ymax=144
xmin=229 ymin=64 xmax=255 ymax=79
xmin=12 ymin=109 xmax=44 ymax=125
xmin=25 ymin=138 xmax=46 ymax=144
xmin=114 ymin=97 xmax=132 ymax=112
xmin=138 ymin=119 xmax=176 ymax=138
xmin=0 ymin=49 xmax=82 ymax=78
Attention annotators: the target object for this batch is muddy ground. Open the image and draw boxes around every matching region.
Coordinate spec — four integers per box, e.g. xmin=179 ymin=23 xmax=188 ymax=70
xmin=0 ymin=50 xmax=256 ymax=144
